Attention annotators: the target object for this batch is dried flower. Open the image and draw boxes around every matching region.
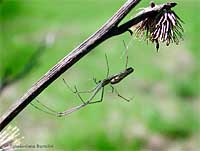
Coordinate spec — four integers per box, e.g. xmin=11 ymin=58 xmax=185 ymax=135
xmin=0 ymin=126 xmax=23 ymax=151
xmin=133 ymin=2 xmax=184 ymax=51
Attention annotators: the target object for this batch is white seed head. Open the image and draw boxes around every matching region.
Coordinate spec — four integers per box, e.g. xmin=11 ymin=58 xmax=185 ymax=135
xmin=132 ymin=3 xmax=184 ymax=51
xmin=0 ymin=126 xmax=23 ymax=151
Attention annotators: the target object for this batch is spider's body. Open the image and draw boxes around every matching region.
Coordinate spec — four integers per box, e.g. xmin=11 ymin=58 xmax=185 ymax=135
xmin=109 ymin=67 xmax=134 ymax=85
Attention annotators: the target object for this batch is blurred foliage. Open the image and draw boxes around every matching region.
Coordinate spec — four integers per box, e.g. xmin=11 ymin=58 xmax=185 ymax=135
xmin=0 ymin=0 xmax=200 ymax=150
xmin=173 ymin=70 xmax=200 ymax=99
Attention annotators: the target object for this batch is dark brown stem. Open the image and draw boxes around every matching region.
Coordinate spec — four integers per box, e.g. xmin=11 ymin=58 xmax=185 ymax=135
xmin=0 ymin=0 xmax=177 ymax=131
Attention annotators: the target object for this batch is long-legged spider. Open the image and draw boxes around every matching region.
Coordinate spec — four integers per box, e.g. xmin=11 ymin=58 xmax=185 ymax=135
xmin=31 ymin=41 xmax=134 ymax=116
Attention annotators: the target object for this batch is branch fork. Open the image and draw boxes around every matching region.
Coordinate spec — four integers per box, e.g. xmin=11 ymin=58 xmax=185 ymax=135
xmin=0 ymin=0 xmax=180 ymax=131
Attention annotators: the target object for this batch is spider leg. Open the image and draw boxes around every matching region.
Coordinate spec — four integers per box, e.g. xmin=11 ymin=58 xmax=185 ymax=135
xmin=30 ymin=101 xmax=58 ymax=116
xmin=122 ymin=40 xmax=129 ymax=69
xmin=62 ymin=78 xmax=76 ymax=93
xmin=117 ymin=92 xmax=131 ymax=102
xmin=34 ymin=99 xmax=59 ymax=114
xmin=110 ymin=85 xmax=131 ymax=102
xmin=63 ymin=78 xmax=85 ymax=104
xmin=63 ymin=78 xmax=95 ymax=104
xmin=88 ymin=86 xmax=105 ymax=104
xmin=105 ymin=54 xmax=110 ymax=78
xmin=63 ymin=78 xmax=97 ymax=94
xmin=58 ymin=103 xmax=87 ymax=117
xmin=74 ymin=86 xmax=86 ymax=104
xmin=58 ymin=84 xmax=105 ymax=115
xmin=58 ymin=83 xmax=105 ymax=115
xmin=77 ymin=86 xmax=97 ymax=94
xmin=31 ymin=79 xmax=86 ymax=116
xmin=31 ymin=97 xmax=88 ymax=117
xmin=93 ymin=77 xmax=99 ymax=84
xmin=110 ymin=84 xmax=114 ymax=93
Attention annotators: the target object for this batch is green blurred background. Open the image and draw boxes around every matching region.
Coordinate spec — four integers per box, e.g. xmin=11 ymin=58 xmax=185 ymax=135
xmin=0 ymin=0 xmax=200 ymax=150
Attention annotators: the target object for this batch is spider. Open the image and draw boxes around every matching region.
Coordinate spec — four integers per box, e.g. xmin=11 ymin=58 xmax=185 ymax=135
xmin=31 ymin=41 xmax=134 ymax=116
